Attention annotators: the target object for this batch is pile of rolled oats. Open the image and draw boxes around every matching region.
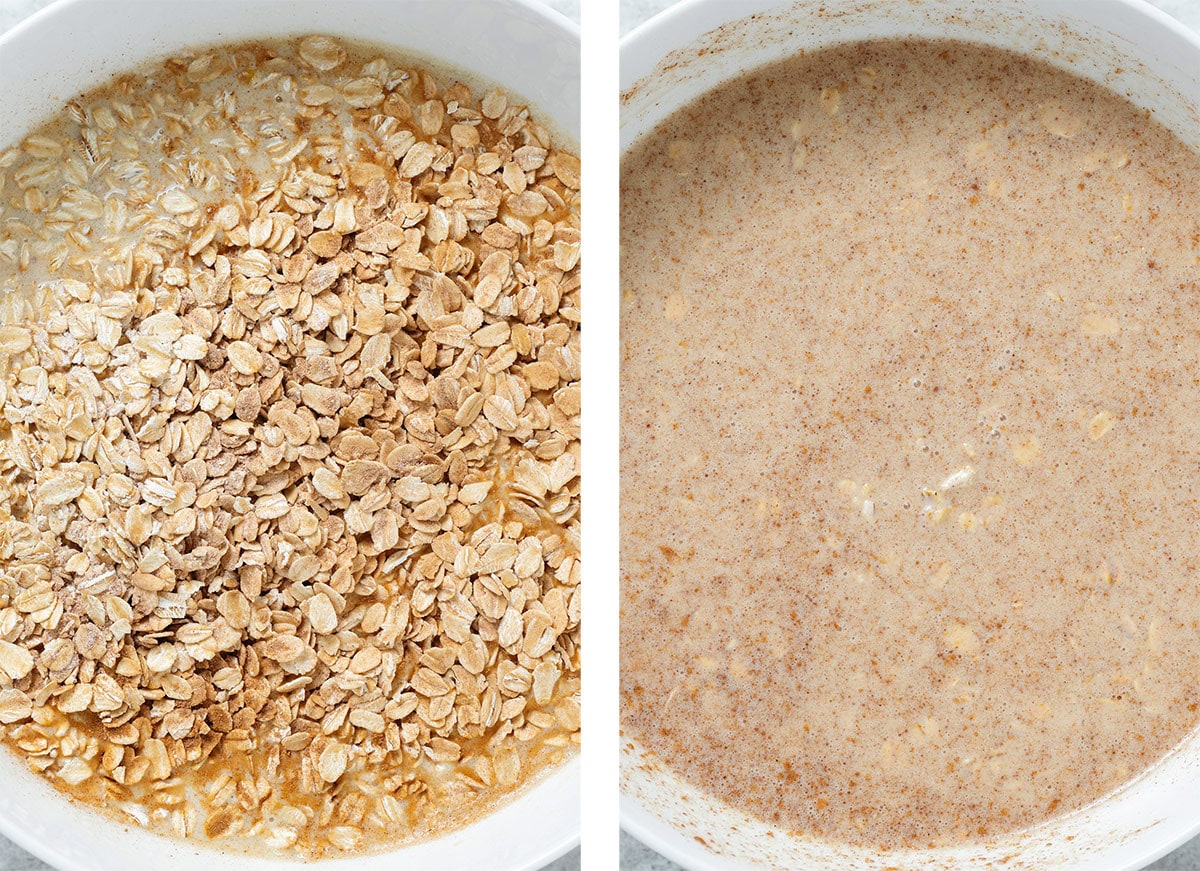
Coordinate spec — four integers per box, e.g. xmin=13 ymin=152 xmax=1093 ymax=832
xmin=0 ymin=36 xmax=579 ymax=855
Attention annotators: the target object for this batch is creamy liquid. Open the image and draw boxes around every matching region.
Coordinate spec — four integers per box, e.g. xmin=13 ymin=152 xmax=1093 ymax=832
xmin=621 ymin=39 xmax=1200 ymax=849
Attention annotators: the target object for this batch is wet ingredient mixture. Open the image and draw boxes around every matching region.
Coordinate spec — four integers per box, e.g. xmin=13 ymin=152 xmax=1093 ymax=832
xmin=621 ymin=39 xmax=1200 ymax=849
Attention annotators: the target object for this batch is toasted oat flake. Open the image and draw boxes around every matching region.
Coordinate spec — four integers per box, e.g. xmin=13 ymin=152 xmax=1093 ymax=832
xmin=1010 ymin=434 xmax=1042 ymax=466
xmin=1088 ymin=410 xmax=1115 ymax=441
xmin=1081 ymin=314 xmax=1121 ymax=337
xmin=0 ymin=35 xmax=579 ymax=858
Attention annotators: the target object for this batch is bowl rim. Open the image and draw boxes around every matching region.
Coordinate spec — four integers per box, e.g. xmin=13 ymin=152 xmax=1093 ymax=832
xmin=0 ymin=0 xmax=580 ymax=867
xmin=618 ymin=0 xmax=1200 ymax=869
xmin=0 ymin=0 xmax=582 ymax=52
xmin=0 ymin=760 xmax=580 ymax=871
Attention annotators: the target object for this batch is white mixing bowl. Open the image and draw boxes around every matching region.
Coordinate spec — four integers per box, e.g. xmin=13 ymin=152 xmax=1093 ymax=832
xmin=0 ymin=1 xmax=579 ymax=869
xmin=621 ymin=2 xmax=1200 ymax=869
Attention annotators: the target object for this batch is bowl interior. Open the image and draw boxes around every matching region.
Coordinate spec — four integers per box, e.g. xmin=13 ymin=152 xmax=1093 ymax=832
xmin=0 ymin=747 xmax=579 ymax=871
xmin=2 ymin=0 xmax=580 ymax=145
xmin=0 ymin=1 xmax=579 ymax=869
xmin=620 ymin=1 xmax=1200 ymax=869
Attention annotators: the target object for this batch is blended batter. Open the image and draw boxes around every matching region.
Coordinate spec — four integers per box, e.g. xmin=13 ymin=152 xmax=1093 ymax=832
xmin=621 ymin=39 xmax=1200 ymax=849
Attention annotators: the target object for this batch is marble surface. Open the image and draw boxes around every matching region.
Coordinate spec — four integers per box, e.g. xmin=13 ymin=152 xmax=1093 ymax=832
xmin=619 ymin=0 xmax=1200 ymax=868
xmin=0 ymin=5 xmax=578 ymax=871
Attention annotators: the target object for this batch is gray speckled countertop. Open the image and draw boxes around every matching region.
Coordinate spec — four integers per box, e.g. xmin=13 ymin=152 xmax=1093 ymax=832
xmin=0 ymin=4 xmax=579 ymax=870
xmin=619 ymin=0 xmax=1200 ymax=869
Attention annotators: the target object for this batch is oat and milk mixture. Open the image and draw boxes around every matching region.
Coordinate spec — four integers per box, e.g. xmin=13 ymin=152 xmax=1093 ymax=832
xmin=0 ymin=37 xmax=580 ymax=855
xmin=622 ymin=40 xmax=1200 ymax=849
